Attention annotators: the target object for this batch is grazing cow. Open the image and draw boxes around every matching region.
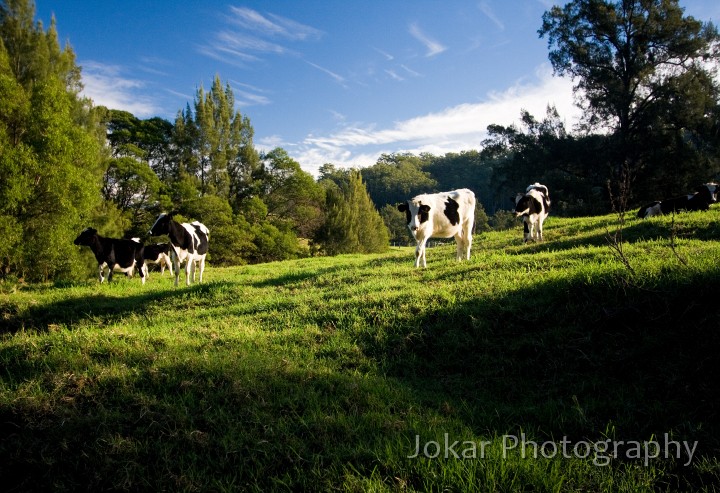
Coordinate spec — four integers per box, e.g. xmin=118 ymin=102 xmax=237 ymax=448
xmin=132 ymin=240 xmax=174 ymax=278
xmin=148 ymin=213 xmax=209 ymax=286
xmin=637 ymin=183 xmax=719 ymax=219
xmin=514 ymin=183 xmax=550 ymax=243
xmin=397 ymin=188 xmax=476 ymax=268
xmin=74 ymin=228 xmax=145 ymax=284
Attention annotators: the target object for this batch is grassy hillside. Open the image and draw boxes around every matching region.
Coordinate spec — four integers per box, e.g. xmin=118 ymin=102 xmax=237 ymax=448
xmin=2 ymin=212 xmax=720 ymax=492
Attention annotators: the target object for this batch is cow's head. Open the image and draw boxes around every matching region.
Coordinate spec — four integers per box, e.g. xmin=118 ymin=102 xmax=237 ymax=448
xmin=74 ymin=227 xmax=97 ymax=246
xmin=398 ymin=201 xmax=431 ymax=237
xmin=149 ymin=213 xmax=172 ymax=236
xmin=701 ymin=183 xmax=719 ymax=202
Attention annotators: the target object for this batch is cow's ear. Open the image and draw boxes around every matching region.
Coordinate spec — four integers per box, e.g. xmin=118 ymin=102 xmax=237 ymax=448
xmin=397 ymin=203 xmax=408 ymax=212
xmin=419 ymin=204 xmax=431 ymax=213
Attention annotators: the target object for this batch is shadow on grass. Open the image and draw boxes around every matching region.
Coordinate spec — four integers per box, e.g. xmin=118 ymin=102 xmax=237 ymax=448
xmin=0 ymin=281 xmax=236 ymax=334
xmin=2 ymin=263 xmax=720 ymax=491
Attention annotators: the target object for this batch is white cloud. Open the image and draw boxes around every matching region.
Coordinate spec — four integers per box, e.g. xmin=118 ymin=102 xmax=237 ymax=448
xmin=79 ymin=61 xmax=162 ymax=117
xmin=289 ymin=66 xmax=581 ymax=176
xmin=409 ymin=23 xmax=447 ymax=57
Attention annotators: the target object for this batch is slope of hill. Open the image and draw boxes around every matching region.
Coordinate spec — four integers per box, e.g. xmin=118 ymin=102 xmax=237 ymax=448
xmin=2 ymin=212 xmax=720 ymax=491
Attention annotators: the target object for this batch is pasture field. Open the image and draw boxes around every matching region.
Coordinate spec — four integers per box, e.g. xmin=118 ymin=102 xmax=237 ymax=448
xmin=2 ymin=212 xmax=720 ymax=492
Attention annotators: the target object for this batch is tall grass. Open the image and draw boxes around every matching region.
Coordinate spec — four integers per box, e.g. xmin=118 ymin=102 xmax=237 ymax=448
xmin=2 ymin=212 xmax=720 ymax=491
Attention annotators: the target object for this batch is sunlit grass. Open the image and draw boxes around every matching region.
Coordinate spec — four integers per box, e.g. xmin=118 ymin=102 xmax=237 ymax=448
xmin=2 ymin=211 xmax=720 ymax=491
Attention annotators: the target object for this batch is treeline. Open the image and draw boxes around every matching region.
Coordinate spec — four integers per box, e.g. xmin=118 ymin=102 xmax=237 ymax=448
xmin=2 ymin=0 xmax=720 ymax=282
xmin=0 ymin=1 xmax=389 ymax=281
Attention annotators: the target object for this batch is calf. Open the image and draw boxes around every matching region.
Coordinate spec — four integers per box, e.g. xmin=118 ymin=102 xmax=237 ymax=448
xmin=74 ymin=228 xmax=145 ymax=284
xmin=514 ymin=183 xmax=550 ymax=243
xmin=148 ymin=213 xmax=209 ymax=286
xmin=397 ymin=188 xmax=475 ymax=268
xmin=637 ymin=183 xmax=719 ymax=219
xmin=132 ymin=240 xmax=173 ymax=278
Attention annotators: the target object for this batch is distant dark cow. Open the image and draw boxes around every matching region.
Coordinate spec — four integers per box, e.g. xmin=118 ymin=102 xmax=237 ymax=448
xmin=148 ymin=213 xmax=209 ymax=286
xmin=74 ymin=228 xmax=145 ymax=284
xmin=397 ymin=188 xmax=476 ymax=268
xmin=514 ymin=183 xmax=550 ymax=243
xmin=637 ymin=183 xmax=719 ymax=219
xmin=133 ymin=240 xmax=173 ymax=278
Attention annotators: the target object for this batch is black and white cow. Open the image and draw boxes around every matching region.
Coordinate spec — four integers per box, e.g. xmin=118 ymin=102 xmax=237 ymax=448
xmin=637 ymin=183 xmax=719 ymax=219
xmin=148 ymin=213 xmax=209 ymax=286
xmin=132 ymin=240 xmax=174 ymax=278
xmin=513 ymin=183 xmax=550 ymax=243
xmin=397 ymin=188 xmax=476 ymax=268
xmin=74 ymin=228 xmax=145 ymax=284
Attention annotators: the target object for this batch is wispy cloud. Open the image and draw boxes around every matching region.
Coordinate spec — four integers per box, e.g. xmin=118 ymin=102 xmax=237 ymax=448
xmin=385 ymin=69 xmax=404 ymax=81
xmin=306 ymin=61 xmax=347 ymax=86
xmin=478 ymin=2 xmax=505 ymax=31
xmin=228 ymin=7 xmax=323 ymax=41
xmin=372 ymin=47 xmax=394 ymax=61
xmin=291 ymin=66 xmax=581 ymax=175
xmin=409 ymin=23 xmax=447 ymax=57
xmin=200 ymin=6 xmax=322 ymax=66
xmin=79 ymin=61 xmax=162 ymax=117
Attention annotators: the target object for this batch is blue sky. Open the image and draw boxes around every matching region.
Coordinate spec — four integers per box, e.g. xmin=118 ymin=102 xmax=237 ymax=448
xmin=36 ymin=1 xmax=720 ymax=176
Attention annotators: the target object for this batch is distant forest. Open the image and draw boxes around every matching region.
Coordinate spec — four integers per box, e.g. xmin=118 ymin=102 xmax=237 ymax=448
xmin=1 ymin=0 xmax=719 ymax=281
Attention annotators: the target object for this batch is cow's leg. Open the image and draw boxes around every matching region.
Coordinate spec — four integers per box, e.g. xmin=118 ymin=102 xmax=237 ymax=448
xmin=106 ymin=264 xmax=114 ymax=283
xmin=455 ymin=236 xmax=462 ymax=261
xmin=198 ymin=257 xmax=205 ymax=283
xmin=537 ymin=218 xmax=544 ymax=242
xmin=465 ymin=226 xmax=472 ymax=260
xmin=523 ymin=219 xmax=531 ymax=243
xmin=185 ymin=259 xmax=193 ymax=286
xmin=98 ymin=264 xmax=105 ymax=283
xmin=166 ymin=255 xmax=174 ymax=276
xmin=457 ymin=225 xmax=472 ymax=260
xmin=415 ymin=239 xmax=428 ymax=268
xmin=171 ymin=252 xmax=181 ymax=287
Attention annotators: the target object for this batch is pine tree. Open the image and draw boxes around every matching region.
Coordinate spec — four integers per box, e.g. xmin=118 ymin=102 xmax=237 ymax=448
xmin=316 ymin=170 xmax=389 ymax=255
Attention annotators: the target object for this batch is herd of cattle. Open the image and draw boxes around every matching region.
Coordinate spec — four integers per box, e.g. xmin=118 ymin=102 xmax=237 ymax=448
xmin=74 ymin=181 xmax=718 ymax=282
xmin=74 ymin=213 xmax=209 ymax=286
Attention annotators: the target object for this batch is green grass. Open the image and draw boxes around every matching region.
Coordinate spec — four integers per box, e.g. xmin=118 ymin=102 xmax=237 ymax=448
xmin=2 ymin=211 xmax=720 ymax=491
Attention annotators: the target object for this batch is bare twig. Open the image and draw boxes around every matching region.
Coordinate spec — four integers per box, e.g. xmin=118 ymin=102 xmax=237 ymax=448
xmin=605 ymin=162 xmax=636 ymax=277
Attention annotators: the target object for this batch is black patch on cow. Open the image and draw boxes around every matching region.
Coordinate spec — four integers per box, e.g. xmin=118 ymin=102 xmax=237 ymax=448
xmin=193 ymin=224 xmax=210 ymax=255
xmin=515 ymin=196 xmax=536 ymax=215
xmin=418 ymin=204 xmax=431 ymax=224
xmin=398 ymin=202 xmax=411 ymax=224
xmin=443 ymin=198 xmax=460 ymax=226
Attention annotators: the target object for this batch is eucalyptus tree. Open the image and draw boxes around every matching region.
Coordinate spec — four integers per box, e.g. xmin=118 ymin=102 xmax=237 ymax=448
xmin=539 ymin=0 xmax=720 ymax=198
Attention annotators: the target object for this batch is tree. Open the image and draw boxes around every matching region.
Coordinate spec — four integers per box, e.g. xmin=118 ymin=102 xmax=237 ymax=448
xmin=1 ymin=0 xmax=104 ymax=280
xmin=315 ymin=170 xmax=389 ymax=255
xmin=259 ymin=148 xmax=325 ymax=239
xmin=361 ymin=153 xmax=437 ymax=207
xmin=539 ymin=0 xmax=720 ymax=200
